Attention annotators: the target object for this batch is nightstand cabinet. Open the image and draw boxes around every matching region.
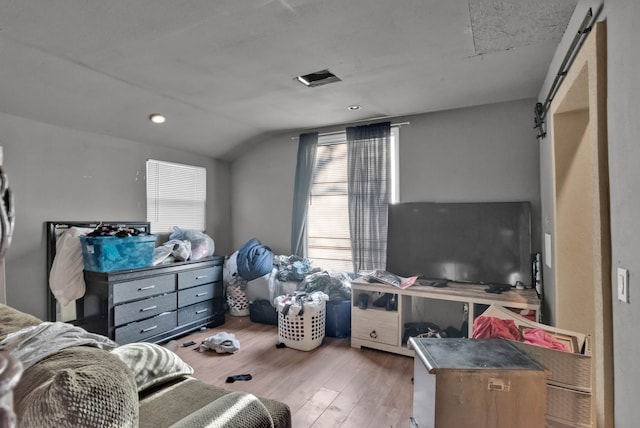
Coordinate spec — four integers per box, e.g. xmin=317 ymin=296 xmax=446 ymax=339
xmin=409 ymin=338 xmax=547 ymax=428
xmin=81 ymin=256 xmax=225 ymax=344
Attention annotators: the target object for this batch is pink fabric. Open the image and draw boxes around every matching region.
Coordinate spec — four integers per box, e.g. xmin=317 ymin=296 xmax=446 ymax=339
xmin=522 ymin=328 xmax=572 ymax=353
xmin=472 ymin=316 xmax=520 ymax=341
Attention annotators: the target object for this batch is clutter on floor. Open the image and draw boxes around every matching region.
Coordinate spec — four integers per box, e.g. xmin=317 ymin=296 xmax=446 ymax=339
xmin=222 ymin=239 xmax=354 ymax=342
xmin=197 ymin=332 xmax=240 ymax=354
xmin=225 ymin=374 xmax=253 ymax=383
xmin=275 ymin=291 xmax=328 ymax=351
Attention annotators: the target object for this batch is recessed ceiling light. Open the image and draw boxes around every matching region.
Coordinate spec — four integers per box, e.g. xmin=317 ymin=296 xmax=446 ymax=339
xmin=347 ymin=105 xmax=361 ymax=111
xmin=149 ymin=113 xmax=167 ymax=124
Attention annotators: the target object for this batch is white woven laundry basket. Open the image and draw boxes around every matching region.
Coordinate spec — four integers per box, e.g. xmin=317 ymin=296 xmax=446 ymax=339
xmin=227 ymin=283 xmax=250 ymax=316
xmin=276 ymin=297 xmax=326 ymax=351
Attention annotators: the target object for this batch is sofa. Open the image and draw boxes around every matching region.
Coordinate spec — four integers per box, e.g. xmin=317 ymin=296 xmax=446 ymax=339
xmin=0 ymin=303 xmax=291 ymax=427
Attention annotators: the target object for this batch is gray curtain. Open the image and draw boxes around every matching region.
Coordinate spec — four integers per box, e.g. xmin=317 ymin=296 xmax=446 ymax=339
xmin=290 ymin=132 xmax=318 ymax=256
xmin=347 ymin=122 xmax=391 ymax=272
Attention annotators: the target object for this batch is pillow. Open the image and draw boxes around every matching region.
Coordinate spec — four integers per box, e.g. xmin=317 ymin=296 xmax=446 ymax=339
xmin=14 ymin=346 xmax=139 ymax=428
xmin=112 ymin=342 xmax=194 ymax=392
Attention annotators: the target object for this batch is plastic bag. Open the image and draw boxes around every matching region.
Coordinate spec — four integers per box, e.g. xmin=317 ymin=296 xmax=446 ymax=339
xmin=360 ymin=270 xmax=417 ymax=289
xmin=153 ymin=239 xmax=192 ymax=265
xmin=49 ymin=227 xmax=88 ymax=305
xmin=223 ymin=251 xmax=239 ymax=283
xmin=300 ymin=270 xmax=353 ymax=301
xmin=169 ymin=227 xmax=215 ymax=260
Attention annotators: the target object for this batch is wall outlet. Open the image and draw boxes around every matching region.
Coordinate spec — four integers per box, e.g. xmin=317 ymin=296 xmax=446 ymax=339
xmin=617 ymin=268 xmax=629 ymax=303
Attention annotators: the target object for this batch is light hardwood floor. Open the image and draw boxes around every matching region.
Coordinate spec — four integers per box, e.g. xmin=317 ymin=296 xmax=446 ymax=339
xmin=170 ymin=314 xmax=415 ymax=428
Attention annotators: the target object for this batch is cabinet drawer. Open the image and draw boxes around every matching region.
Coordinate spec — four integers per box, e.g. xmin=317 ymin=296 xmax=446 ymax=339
xmin=114 ymin=293 xmax=177 ymax=326
xmin=115 ymin=311 xmax=177 ymax=344
xmin=178 ymin=283 xmax=222 ymax=308
xmin=178 ymin=266 xmax=222 ymax=289
xmin=113 ymin=275 xmax=176 ymax=304
xmin=352 ymin=307 xmax=399 ymax=346
xmin=178 ymin=300 xmax=219 ymax=325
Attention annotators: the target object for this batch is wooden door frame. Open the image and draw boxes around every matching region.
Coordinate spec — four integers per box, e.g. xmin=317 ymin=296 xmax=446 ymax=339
xmin=550 ymin=21 xmax=612 ymax=428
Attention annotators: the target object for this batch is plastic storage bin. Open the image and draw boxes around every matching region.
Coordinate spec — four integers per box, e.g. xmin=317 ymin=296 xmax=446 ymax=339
xmin=249 ymin=299 xmax=278 ymax=325
xmin=325 ymin=299 xmax=351 ymax=338
xmin=79 ymin=234 xmax=157 ymax=272
xmin=277 ymin=298 xmax=326 ymax=351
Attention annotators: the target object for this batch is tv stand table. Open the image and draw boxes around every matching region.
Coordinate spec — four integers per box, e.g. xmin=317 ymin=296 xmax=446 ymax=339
xmin=350 ymin=278 xmax=540 ymax=356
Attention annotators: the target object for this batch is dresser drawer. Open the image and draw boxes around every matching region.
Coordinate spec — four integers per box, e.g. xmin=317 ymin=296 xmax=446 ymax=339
xmin=113 ymin=274 xmax=176 ymax=304
xmin=178 ymin=283 xmax=222 ymax=308
xmin=351 ymin=307 xmax=399 ymax=346
xmin=178 ymin=300 xmax=219 ymax=325
xmin=178 ymin=265 xmax=222 ymax=289
xmin=115 ymin=311 xmax=177 ymax=344
xmin=114 ymin=293 xmax=177 ymax=326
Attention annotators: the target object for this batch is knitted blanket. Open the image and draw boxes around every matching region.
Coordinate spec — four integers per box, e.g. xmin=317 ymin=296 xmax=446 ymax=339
xmin=0 ymin=321 xmax=117 ymax=370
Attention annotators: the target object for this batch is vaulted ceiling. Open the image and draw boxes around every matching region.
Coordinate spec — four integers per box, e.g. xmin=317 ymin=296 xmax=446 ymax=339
xmin=0 ymin=0 xmax=576 ymax=160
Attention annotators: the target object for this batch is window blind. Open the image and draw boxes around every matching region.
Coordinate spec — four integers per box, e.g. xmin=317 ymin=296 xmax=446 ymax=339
xmin=146 ymin=159 xmax=206 ymax=233
xmin=307 ymin=140 xmax=353 ymax=272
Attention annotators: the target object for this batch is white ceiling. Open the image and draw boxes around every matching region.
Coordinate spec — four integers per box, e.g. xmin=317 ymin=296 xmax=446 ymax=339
xmin=0 ymin=0 xmax=576 ymax=160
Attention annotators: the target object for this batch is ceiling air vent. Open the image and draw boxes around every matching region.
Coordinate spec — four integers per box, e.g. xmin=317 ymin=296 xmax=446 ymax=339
xmin=296 ymin=69 xmax=341 ymax=87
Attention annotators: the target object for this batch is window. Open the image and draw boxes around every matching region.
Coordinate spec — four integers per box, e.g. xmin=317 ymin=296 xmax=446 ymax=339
xmin=306 ymin=127 xmax=398 ymax=271
xmin=146 ymin=160 xmax=206 ymax=233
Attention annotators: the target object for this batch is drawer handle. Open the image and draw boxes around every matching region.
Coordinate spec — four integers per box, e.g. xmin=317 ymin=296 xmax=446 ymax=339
xmin=195 ymin=309 xmax=209 ymax=314
xmin=141 ymin=325 xmax=158 ymax=333
xmin=369 ymin=330 xmax=378 ymax=339
xmin=140 ymin=305 xmax=157 ymax=312
xmin=195 ymin=275 xmax=208 ymax=280
xmin=138 ymin=285 xmax=156 ymax=291
xmin=195 ymin=292 xmax=208 ymax=297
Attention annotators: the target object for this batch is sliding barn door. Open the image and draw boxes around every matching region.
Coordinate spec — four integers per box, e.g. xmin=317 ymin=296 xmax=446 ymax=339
xmin=550 ymin=22 xmax=612 ymax=428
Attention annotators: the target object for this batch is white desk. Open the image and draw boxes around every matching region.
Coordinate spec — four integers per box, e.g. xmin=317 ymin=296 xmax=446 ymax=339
xmin=350 ymin=278 xmax=540 ymax=356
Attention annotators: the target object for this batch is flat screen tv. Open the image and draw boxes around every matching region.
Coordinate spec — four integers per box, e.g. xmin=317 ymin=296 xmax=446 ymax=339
xmin=386 ymin=202 xmax=532 ymax=286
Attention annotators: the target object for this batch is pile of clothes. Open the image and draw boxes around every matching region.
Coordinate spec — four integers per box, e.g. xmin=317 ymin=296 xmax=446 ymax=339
xmin=472 ymin=316 xmax=573 ymax=353
xmin=236 ymin=238 xmax=274 ymax=281
xmin=223 ymin=238 xmax=353 ymax=317
xmin=299 ymin=271 xmax=352 ymax=301
xmin=223 ymin=238 xmax=275 ymax=315
xmin=273 ymin=255 xmax=319 ymax=282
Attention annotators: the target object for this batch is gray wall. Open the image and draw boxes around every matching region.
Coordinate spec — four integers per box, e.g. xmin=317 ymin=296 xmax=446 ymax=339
xmin=395 ymin=99 xmax=541 ymax=255
xmin=606 ymin=1 xmax=640 ymax=424
xmin=538 ymin=0 xmax=639 ymax=425
xmin=1 ymin=112 xmax=232 ymax=320
xmin=230 ymin=97 xmax=541 ymax=260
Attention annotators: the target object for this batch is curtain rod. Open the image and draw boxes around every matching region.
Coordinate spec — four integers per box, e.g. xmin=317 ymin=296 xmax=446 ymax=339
xmin=291 ymin=121 xmax=410 ymax=140
xmin=534 ymin=6 xmax=599 ymax=139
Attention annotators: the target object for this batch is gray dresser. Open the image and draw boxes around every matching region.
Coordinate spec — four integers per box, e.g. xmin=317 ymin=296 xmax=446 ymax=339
xmin=81 ymin=256 xmax=225 ymax=344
